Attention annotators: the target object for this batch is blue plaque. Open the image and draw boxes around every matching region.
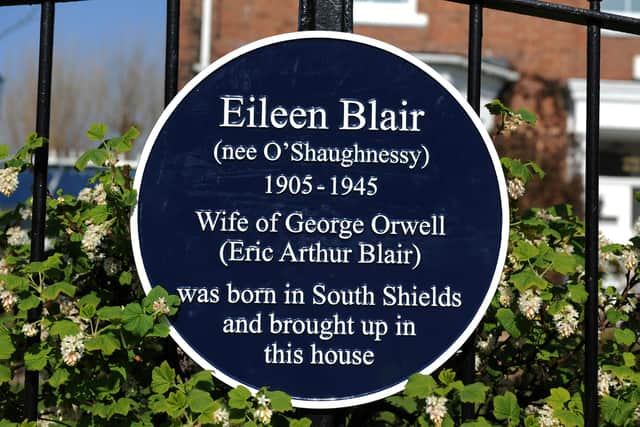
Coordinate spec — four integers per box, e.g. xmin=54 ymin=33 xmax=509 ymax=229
xmin=131 ymin=32 xmax=508 ymax=408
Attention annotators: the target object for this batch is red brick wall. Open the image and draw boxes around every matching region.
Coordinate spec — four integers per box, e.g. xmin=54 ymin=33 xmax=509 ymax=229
xmin=179 ymin=0 xmax=640 ymax=85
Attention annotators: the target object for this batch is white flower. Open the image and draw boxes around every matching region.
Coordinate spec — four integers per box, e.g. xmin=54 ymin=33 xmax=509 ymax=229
xmin=103 ymin=257 xmax=121 ymax=276
xmin=553 ymin=304 xmax=579 ymax=338
xmin=518 ymin=289 xmax=542 ymax=320
xmin=1 ymin=290 xmax=18 ymax=311
xmin=598 ymin=369 xmax=618 ymax=396
xmin=634 ymin=404 xmax=640 ymax=420
xmin=58 ymin=296 xmax=78 ymax=316
xmin=77 ymin=187 xmax=93 ymax=202
xmin=152 ymin=297 xmax=170 ymax=315
xmin=621 ymin=297 xmax=637 ymax=314
xmin=475 ymin=354 xmax=482 ymax=372
xmin=6 ymin=226 xmax=29 ymax=246
xmin=60 ymin=333 xmax=85 ymax=366
xmin=536 ymin=209 xmax=561 ymax=222
xmin=537 ymin=404 xmax=561 ymax=427
xmin=81 ymin=222 xmax=109 ymax=255
xmin=507 ymin=178 xmax=525 ymax=200
xmin=0 ymin=167 xmax=19 ymax=197
xmin=257 ymin=393 xmax=270 ymax=407
xmin=425 ymin=395 xmax=447 ymax=426
xmin=0 ymin=258 xmax=9 ymax=275
xmin=212 ymin=407 xmax=230 ymax=427
xmin=622 ymin=249 xmax=638 ymax=273
xmin=254 ymin=406 xmax=273 ymax=425
xmin=19 ymin=206 xmax=32 ymax=220
xmin=92 ymin=184 xmax=107 ymax=205
xmin=476 ymin=334 xmax=494 ymax=353
xmin=22 ymin=323 xmax=38 ymax=337
xmin=498 ymin=285 xmax=513 ymax=307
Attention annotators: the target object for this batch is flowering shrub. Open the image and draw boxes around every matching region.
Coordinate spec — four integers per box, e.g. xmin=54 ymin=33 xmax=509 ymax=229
xmin=0 ymin=110 xmax=637 ymax=426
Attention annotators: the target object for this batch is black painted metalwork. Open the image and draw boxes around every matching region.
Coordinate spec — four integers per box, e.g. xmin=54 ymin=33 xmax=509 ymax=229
xmin=165 ymin=0 xmax=180 ymax=107
xmin=24 ymin=0 xmax=55 ymax=420
xmin=298 ymin=0 xmax=352 ymax=32
xmin=448 ymin=0 xmax=640 ymax=34
xmin=1 ymin=0 xmax=83 ymax=5
xmin=462 ymin=1 xmax=483 ymax=420
xmin=584 ymin=0 xmax=601 ymax=424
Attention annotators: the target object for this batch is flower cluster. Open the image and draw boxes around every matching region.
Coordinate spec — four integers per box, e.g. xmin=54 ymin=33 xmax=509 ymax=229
xmin=60 ymin=333 xmax=85 ymax=367
xmin=598 ymin=369 xmax=619 ymax=397
xmin=425 ymin=395 xmax=447 ymax=426
xmin=529 ymin=404 xmax=561 ymax=427
xmin=553 ymin=303 xmax=579 ymax=338
xmin=507 ymin=178 xmax=525 ymax=200
xmin=0 ymin=167 xmax=19 ymax=197
xmin=254 ymin=393 xmax=272 ymax=425
xmin=81 ymin=222 xmax=110 ymax=259
xmin=21 ymin=323 xmax=38 ymax=337
xmin=518 ymin=289 xmax=542 ymax=320
xmin=152 ymin=297 xmax=170 ymax=315
xmin=6 ymin=226 xmax=29 ymax=246
xmin=212 ymin=407 xmax=230 ymax=427
xmin=78 ymin=183 xmax=107 ymax=205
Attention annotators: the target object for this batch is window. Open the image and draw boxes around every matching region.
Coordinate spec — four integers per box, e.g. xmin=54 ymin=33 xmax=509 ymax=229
xmin=604 ymin=0 xmax=640 ymax=16
xmin=354 ymin=0 xmax=428 ymax=27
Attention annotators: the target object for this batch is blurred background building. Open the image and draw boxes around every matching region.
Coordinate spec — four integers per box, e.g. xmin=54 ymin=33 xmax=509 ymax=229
xmin=176 ymin=0 xmax=640 ymax=243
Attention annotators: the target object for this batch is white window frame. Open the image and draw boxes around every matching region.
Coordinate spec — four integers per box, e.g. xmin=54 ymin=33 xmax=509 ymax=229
xmin=354 ymin=0 xmax=428 ymax=27
xmin=602 ymin=0 xmax=640 ymax=37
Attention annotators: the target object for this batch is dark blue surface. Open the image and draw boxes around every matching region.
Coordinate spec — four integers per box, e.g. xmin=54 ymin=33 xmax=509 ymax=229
xmin=136 ymin=36 xmax=503 ymax=403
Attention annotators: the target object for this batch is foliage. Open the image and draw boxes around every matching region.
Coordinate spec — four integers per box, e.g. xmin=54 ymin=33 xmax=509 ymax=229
xmin=0 ymin=107 xmax=638 ymax=426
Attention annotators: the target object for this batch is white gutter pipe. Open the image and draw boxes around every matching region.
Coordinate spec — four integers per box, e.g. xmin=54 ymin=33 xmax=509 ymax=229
xmin=197 ymin=0 xmax=212 ymax=71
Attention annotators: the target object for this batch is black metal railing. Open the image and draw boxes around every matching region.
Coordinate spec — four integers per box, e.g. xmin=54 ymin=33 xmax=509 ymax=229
xmin=2 ymin=0 xmax=640 ymax=424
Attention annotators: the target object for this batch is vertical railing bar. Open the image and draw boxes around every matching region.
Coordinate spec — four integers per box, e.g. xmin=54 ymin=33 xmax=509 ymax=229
xmin=298 ymin=0 xmax=315 ymax=31
xmin=461 ymin=0 xmax=483 ymax=421
xmin=584 ymin=0 xmax=601 ymax=424
xmin=165 ymin=0 xmax=181 ymax=106
xmin=163 ymin=0 xmax=181 ymax=372
xmin=25 ymin=0 xmax=55 ymax=420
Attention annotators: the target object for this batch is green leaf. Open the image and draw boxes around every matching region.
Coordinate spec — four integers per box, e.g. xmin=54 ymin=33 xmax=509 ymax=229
xmin=493 ymin=392 xmax=520 ymax=425
xmin=567 ymin=284 xmax=588 ymax=304
xmin=614 ymin=328 xmax=636 ymax=346
xmin=42 ymin=282 xmax=76 ymax=301
xmin=48 ymin=369 xmax=70 ymax=388
xmin=601 ymin=396 xmax=636 ymax=425
xmin=405 ymin=373 xmax=436 ymax=398
xmin=50 ymin=320 xmax=80 ymax=337
xmin=119 ymin=271 xmax=133 ymax=285
xmin=75 ymin=148 xmax=109 ymax=171
xmin=386 ymin=395 xmax=418 ymax=413
xmin=85 ymin=332 xmax=120 ymax=355
xmin=165 ymin=391 xmax=187 ymax=418
xmin=0 ymin=334 xmax=15 ymax=360
xmin=547 ymin=252 xmax=578 ymax=274
xmin=0 ymin=364 xmax=12 ymax=384
xmin=438 ymin=369 xmax=456 ymax=385
xmin=151 ymin=361 xmax=176 ymax=394
xmin=0 ymin=144 xmax=10 ymax=160
xmin=485 ymin=99 xmax=510 ymax=116
xmin=606 ymin=308 xmax=628 ymax=324
xmin=516 ymin=108 xmax=537 ymax=124
xmin=461 ymin=417 xmax=493 ymax=427
xmin=96 ymin=306 xmax=124 ymax=321
xmin=18 ymin=295 xmax=40 ymax=311
xmin=113 ymin=397 xmax=136 ymax=416
xmin=87 ymin=123 xmax=108 ymax=141
xmin=266 ymin=390 xmax=292 ymax=412
xmin=460 ymin=382 xmax=489 ymax=404
xmin=24 ymin=346 xmax=50 ymax=370
xmin=289 ymin=419 xmax=313 ymax=427
xmin=555 ymin=410 xmax=583 ymax=427
xmin=623 ymin=352 xmax=636 ymax=367
xmin=187 ymin=388 xmax=215 ymax=413
xmin=546 ymin=387 xmax=571 ymax=411
xmin=496 ymin=308 xmax=521 ymax=338
xmin=509 ymin=267 xmax=548 ymax=291
xmin=122 ymin=303 xmax=154 ymax=336
xmin=228 ymin=385 xmax=252 ymax=409
xmin=147 ymin=322 xmax=170 ymax=338
xmin=513 ymin=241 xmax=538 ymax=261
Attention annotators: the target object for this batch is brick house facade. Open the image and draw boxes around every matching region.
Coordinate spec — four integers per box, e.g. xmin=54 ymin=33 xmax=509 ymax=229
xmin=178 ymin=0 xmax=640 ymax=242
